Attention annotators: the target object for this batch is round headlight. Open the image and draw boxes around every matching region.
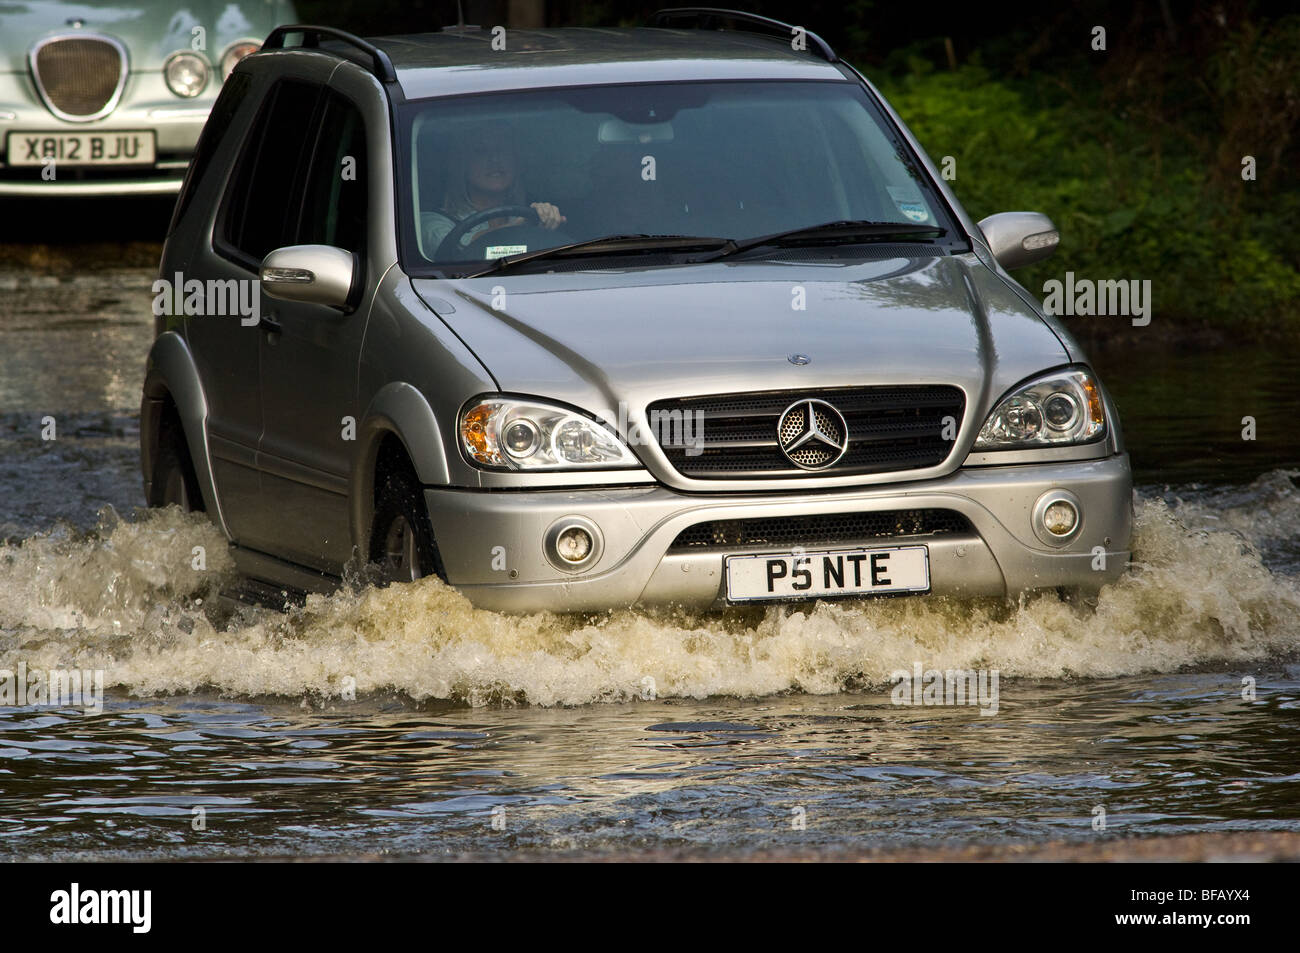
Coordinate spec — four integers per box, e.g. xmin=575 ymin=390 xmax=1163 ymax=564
xmin=164 ymin=51 xmax=209 ymax=98
xmin=503 ymin=418 xmax=540 ymax=458
xmin=219 ymin=41 xmax=259 ymax=80
xmin=1044 ymin=393 xmax=1079 ymax=430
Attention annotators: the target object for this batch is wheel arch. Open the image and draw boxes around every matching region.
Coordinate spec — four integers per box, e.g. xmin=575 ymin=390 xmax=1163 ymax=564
xmin=350 ymin=382 xmax=452 ymax=555
xmin=140 ymin=331 xmax=228 ymax=534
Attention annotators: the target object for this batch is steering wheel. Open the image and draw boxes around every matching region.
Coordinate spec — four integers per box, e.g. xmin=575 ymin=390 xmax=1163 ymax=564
xmin=436 ymin=204 xmax=541 ymax=259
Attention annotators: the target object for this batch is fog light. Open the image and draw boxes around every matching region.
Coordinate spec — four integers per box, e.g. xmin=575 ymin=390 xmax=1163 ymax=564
xmin=556 ymin=526 xmax=592 ymax=562
xmin=1043 ymin=500 xmax=1079 ymax=536
xmin=544 ymin=516 xmax=603 ymax=573
xmin=1032 ymin=489 xmax=1083 ymax=547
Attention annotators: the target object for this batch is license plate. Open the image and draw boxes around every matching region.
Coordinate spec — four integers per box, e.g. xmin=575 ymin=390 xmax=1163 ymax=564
xmin=725 ymin=546 xmax=930 ymax=602
xmin=7 ymin=131 xmax=156 ymax=167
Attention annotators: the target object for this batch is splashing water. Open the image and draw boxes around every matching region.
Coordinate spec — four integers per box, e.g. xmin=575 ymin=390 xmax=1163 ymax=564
xmin=1 ymin=475 xmax=1298 ymax=708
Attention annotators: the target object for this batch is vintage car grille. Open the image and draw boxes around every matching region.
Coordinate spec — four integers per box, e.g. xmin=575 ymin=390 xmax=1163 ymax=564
xmin=32 ymin=36 xmax=125 ymax=119
xmin=668 ymin=509 xmax=973 ymax=552
xmin=647 ymin=385 xmax=965 ymax=479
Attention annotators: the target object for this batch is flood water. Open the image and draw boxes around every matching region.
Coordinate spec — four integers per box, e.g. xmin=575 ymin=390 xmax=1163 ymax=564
xmin=1 ymin=251 xmax=1298 ymax=859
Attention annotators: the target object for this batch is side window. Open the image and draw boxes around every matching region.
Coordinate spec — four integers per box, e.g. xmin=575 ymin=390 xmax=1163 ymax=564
xmin=169 ymin=71 xmax=253 ymax=235
xmin=218 ymin=79 xmax=322 ymax=266
xmin=296 ymin=91 xmax=368 ymax=254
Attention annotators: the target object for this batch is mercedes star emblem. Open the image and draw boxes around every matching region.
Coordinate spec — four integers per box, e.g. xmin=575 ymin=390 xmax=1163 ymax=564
xmin=777 ymin=399 xmax=848 ymax=469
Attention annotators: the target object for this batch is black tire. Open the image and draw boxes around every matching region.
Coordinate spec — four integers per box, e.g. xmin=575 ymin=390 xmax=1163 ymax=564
xmin=368 ymin=465 xmax=444 ymax=584
xmin=149 ymin=417 xmax=204 ymax=512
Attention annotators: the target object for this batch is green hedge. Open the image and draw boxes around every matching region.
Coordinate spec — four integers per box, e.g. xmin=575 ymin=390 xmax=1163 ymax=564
xmin=878 ymin=65 xmax=1300 ymax=327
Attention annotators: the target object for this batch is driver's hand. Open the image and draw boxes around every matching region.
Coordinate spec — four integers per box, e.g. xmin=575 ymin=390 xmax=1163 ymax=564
xmin=530 ymin=202 xmax=566 ymax=230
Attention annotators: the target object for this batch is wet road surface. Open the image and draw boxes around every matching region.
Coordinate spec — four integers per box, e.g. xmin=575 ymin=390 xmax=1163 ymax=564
xmin=1 ymin=232 xmax=1298 ymax=860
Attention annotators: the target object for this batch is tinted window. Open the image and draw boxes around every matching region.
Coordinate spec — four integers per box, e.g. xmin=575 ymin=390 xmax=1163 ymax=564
xmin=169 ymin=71 xmax=252 ymax=235
xmin=397 ymin=81 xmax=960 ymax=273
xmin=219 ymin=79 xmax=322 ymax=265
xmin=297 ymin=90 xmax=367 ymax=253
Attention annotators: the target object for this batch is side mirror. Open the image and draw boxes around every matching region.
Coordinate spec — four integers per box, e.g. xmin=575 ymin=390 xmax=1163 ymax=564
xmin=260 ymin=244 xmax=356 ymax=308
xmin=976 ymin=212 xmax=1060 ymax=270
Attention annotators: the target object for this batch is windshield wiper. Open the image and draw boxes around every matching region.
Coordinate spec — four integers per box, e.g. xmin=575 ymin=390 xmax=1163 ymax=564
xmin=702 ymin=220 xmax=946 ymax=262
xmin=460 ymin=234 xmax=733 ymax=278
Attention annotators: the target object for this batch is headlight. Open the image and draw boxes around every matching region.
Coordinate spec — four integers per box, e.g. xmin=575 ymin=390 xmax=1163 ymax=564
xmin=219 ymin=41 xmax=259 ymax=80
xmin=974 ymin=367 xmax=1106 ymax=449
xmin=460 ymin=398 xmax=640 ymax=470
xmin=164 ymin=51 xmax=209 ymax=98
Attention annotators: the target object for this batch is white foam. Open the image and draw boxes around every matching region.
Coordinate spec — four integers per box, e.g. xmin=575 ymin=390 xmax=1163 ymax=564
xmin=2 ymin=480 xmax=1297 ymax=707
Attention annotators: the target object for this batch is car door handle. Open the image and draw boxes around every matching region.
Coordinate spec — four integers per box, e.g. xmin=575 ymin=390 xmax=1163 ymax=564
xmin=259 ymin=313 xmax=282 ymax=336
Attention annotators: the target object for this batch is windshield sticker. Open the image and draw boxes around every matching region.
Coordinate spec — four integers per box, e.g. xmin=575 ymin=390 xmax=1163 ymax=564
xmin=485 ymin=245 xmax=527 ymax=260
xmin=897 ymin=203 xmax=931 ymax=223
xmin=887 ymin=185 xmax=932 ymax=223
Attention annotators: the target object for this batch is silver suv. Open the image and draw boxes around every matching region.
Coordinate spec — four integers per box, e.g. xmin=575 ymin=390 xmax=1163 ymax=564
xmin=141 ymin=12 xmax=1132 ymax=612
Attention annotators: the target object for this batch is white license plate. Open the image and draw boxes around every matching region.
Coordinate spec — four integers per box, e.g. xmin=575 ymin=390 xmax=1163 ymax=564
xmin=725 ymin=546 xmax=930 ymax=602
xmin=7 ymin=130 xmax=156 ymax=167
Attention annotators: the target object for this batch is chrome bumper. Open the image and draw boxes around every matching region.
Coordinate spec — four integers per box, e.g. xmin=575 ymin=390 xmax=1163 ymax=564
xmin=425 ymin=454 xmax=1134 ymax=612
xmin=0 ymin=177 xmax=183 ymax=196
xmin=0 ymin=71 xmax=204 ymax=196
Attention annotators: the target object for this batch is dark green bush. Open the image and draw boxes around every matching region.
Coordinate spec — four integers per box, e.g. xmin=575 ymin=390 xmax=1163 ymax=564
xmin=878 ymin=60 xmax=1300 ymax=326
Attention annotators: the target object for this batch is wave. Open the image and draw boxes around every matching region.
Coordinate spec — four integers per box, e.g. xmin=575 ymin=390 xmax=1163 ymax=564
xmin=2 ymin=472 xmax=1297 ymax=706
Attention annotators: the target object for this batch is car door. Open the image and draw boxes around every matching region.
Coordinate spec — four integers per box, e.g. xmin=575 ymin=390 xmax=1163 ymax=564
xmin=174 ymin=71 xmax=264 ymax=534
xmin=254 ymin=87 xmax=372 ymax=572
xmin=208 ymin=69 xmax=326 ymax=553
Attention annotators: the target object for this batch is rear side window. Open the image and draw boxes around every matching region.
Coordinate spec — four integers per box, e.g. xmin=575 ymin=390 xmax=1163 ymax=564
xmin=296 ymin=90 xmax=367 ymax=254
xmin=218 ymin=79 xmax=322 ymax=266
xmin=168 ymin=71 xmax=252 ymax=236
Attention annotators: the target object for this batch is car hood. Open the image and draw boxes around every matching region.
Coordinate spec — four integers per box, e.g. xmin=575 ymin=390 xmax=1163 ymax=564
xmin=411 ymin=252 xmax=1071 ymax=432
xmin=0 ymin=1 xmax=286 ymax=72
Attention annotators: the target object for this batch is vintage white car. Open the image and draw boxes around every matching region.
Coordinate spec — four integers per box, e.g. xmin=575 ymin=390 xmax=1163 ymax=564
xmin=0 ymin=0 xmax=296 ymax=195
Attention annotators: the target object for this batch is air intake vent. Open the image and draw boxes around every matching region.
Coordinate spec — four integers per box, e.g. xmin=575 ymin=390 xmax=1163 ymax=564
xmin=668 ymin=509 xmax=973 ymax=552
xmin=31 ymin=35 xmax=127 ymax=121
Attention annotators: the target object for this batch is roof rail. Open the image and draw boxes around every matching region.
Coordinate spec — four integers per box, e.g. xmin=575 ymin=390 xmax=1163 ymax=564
xmin=649 ymin=7 xmax=838 ymax=63
xmin=262 ymin=24 xmax=398 ymax=83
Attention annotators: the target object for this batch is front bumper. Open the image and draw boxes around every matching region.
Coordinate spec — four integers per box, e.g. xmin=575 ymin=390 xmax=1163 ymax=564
xmin=424 ymin=454 xmax=1134 ymax=612
xmin=0 ymin=70 xmax=206 ymax=196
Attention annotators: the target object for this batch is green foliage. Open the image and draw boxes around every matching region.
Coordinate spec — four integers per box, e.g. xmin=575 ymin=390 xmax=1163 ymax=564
xmin=878 ymin=65 xmax=1300 ymax=326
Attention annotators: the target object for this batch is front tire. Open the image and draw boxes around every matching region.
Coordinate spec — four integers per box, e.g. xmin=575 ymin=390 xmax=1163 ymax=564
xmin=369 ymin=466 xmax=443 ymax=584
xmin=149 ymin=417 xmax=204 ymax=511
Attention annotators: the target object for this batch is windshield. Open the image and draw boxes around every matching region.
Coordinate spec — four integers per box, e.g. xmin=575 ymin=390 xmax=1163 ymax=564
xmin=397 ymin=80 xmax=961 ymax=275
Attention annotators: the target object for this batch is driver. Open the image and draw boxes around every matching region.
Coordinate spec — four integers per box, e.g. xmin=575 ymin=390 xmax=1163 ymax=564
xmin=423 ymin=122 xmax=566 ymax=256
